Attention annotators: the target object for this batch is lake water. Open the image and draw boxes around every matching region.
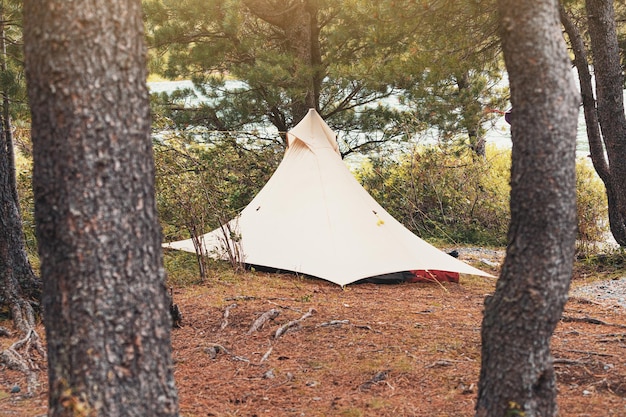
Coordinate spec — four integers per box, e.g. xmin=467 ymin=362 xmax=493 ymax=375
xmin=149 ymin=80 xmax=601 ymax=156
xmin=486 ymin=110 xmax=591 ymax=156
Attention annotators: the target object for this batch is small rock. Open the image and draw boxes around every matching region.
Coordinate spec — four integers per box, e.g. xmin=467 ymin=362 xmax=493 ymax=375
xmin=582 ymin=390 xmax=592 ymax=396
xmin=10 ymin=385 xmax=20 ymax=394
xmin=204 ymin=346 xmax=218 ymax=359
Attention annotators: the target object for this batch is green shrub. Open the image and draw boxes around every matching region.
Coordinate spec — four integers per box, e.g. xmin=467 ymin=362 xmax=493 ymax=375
xmin=154 ymin=132 xmax=282 ymax=279
xmin=155 ymin=134 xmax=282 ymax=242
xmin=15 ymin=144 xmax=39 ymax=269
xmin=576 ymin=159 xmax=609 ymax=257
xmin=575 ymin=158 xmax=608 ymax=244
xmin=163 ymin=250 xmax=204 ymax=287
xmin=355 ymin=144 xmax=511 ymax=246
xmin=355 ymin=146 xmax=609 ymax=247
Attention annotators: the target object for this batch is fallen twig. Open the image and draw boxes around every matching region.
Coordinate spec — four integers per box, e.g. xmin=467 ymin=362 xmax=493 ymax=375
xmin=202 ymin=343 xmax=261 ymax=365
xmin=596 ymin=333 xmax=626 ymax=338
xmin=353 ymin=324 xmax=382 ymax=333
xmin=425 ymin=359 xmax=462 ymax=368
xmin=260 ymin=347 xmax=273 ymax=363
xmin=220 ymin=303 xmax=238 ymax=330
xmin=274 ymin=308 xmax=315 ymax=339
xmin=360 ymin=370 xmax=390 ymax=391
xmin=247 ymin=309 xmax=280 ymax=335
xmin=203 ymin=343 xmax=230 ymax=359
xmin=561 ymin=315 xmax=626 ymax=328
xmin=225 ymin=295 xmax=257 ymax=302
xmin=596 ymin=333 xmax=626 ymax=343
xmin=565 ymin=349 xmax=616 ymax=358
xmin=316 ymin=320 xmax=381 ymax=333
xmin=266 ymin=371 xmax=295 ymax=389
xmin=554 ymin=358 xmax=589 ymax=366
xmin=318 ymin=320 xmax=350 ymax=327
xmin=567 ymin=296 xmax=605 ymax=306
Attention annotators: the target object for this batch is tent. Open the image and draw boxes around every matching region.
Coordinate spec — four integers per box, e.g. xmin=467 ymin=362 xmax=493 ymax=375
xmin=164 ymin=109 xmax=492 ymax=286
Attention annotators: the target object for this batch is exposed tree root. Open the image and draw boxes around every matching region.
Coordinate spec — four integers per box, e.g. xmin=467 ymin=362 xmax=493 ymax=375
xmin=247 ymin=308 xmax=280 ymax=334
xmin=260 ymin=346 xmax=273 ymax=363
xmin=220 ymin=303 xmax=237 ymax=330
xmin=274 ymin=308 xmax=315 ymax=338
xmin=1 ymin=289 xmax=46 ymax=396
xmin=0 ymin=328 xmax=45 ymax=396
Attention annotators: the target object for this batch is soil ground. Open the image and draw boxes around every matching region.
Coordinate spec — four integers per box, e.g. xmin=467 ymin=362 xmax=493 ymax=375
xmin=2 ymin=249 xmax=626 ymax=416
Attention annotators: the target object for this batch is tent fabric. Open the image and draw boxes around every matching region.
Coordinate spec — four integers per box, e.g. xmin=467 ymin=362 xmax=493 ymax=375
xmin=164 ymin=109 xmax=493 ymax=286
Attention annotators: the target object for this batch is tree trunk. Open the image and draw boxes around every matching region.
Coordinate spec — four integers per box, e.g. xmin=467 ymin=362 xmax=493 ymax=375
xmin=23 ymin=1 xmax=179 ymax=416
xmin=0 ymin=3 xmax=40 ymax=334
xmin=457 ymin=71 xmax=486 ymax=157
xmin=584 ymin=0 xmax=626 ymax=246
xmin=0 ymin=4 xmax=18 ymax=205
xmin=559 ymin=3 xmax=625 ymax=247
xmin=0 ymin=113 xmax=39 ymax=335
xmin=244 ymin=0 xmax=322 ymax=121
xmin=476 ymin=1 xmax=579 ymax=416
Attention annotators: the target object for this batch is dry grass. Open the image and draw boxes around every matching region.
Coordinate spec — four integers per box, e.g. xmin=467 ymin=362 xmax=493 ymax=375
xmin=2 ymin=254 xmax=626 ymax=416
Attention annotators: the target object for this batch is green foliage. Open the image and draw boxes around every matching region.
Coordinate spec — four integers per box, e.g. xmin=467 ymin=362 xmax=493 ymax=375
xmin=154 ymin=129 xmax=280 ymax=279
xmin=355 ymin=146 xmax=609 ymax=247
xmin=14 ymin=134 xmax=39 ymax=271
xmin=578 ymin=247 xmax=625 ymax=268
xmin=154 ymin=129 xmax=281 ymax=278
xmin=163 ymin=250 xmax=209 ymax=287
xmin=0 ymin=0 xmax=29 ymax=121
xmin=398 ymin=0 xmax=507 ymax=153
xmin=143 ymin=0 xmax=506 ymax=157
xmin=356 ymin=144 xmax=511 ymax=246
xmin=575 ymin=158 xmax=608 ymax=244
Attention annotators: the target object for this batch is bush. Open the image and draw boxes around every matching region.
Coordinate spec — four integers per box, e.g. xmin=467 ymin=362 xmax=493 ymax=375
xmin=15 ymin=144 xmax=39 ymax=270
xmin=575 ymin=158 xmax=609 ymax=252
xmin=155 ymin=133 xmax=282 ymax=242
xmin=154 ymin=132 xmax=282 ymax=278
xmin=355 ymin=144 xmax=511 ymax=246
xmin=355 ymin=146 xmax=609 ymax=247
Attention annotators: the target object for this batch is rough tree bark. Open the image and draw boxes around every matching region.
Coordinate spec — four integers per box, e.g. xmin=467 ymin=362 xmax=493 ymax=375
xmin=0 ymin=3 xmax=44 ymax=395
xmin=584 ymin=0 xmax=626 ymax=246
xmin=475 ymin=1 xmax=579 ymax=416
xmin=0 ymin=98 xmax=40 ymax=336
xmin=559 ymin=2 xmax=626 ymax=246
xmin=0 ymin=0 xmax=40 ymax=335
xmin=23 ymin=1 xmax=179 ymax=416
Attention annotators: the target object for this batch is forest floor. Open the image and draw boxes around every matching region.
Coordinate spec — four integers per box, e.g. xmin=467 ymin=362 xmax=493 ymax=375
xmin=2 ymin=248 xmax=626 ymax=416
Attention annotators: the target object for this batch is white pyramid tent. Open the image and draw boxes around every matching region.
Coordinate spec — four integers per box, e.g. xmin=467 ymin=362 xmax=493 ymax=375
xmin=164 ymin=109 xmax=492 ymax=286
